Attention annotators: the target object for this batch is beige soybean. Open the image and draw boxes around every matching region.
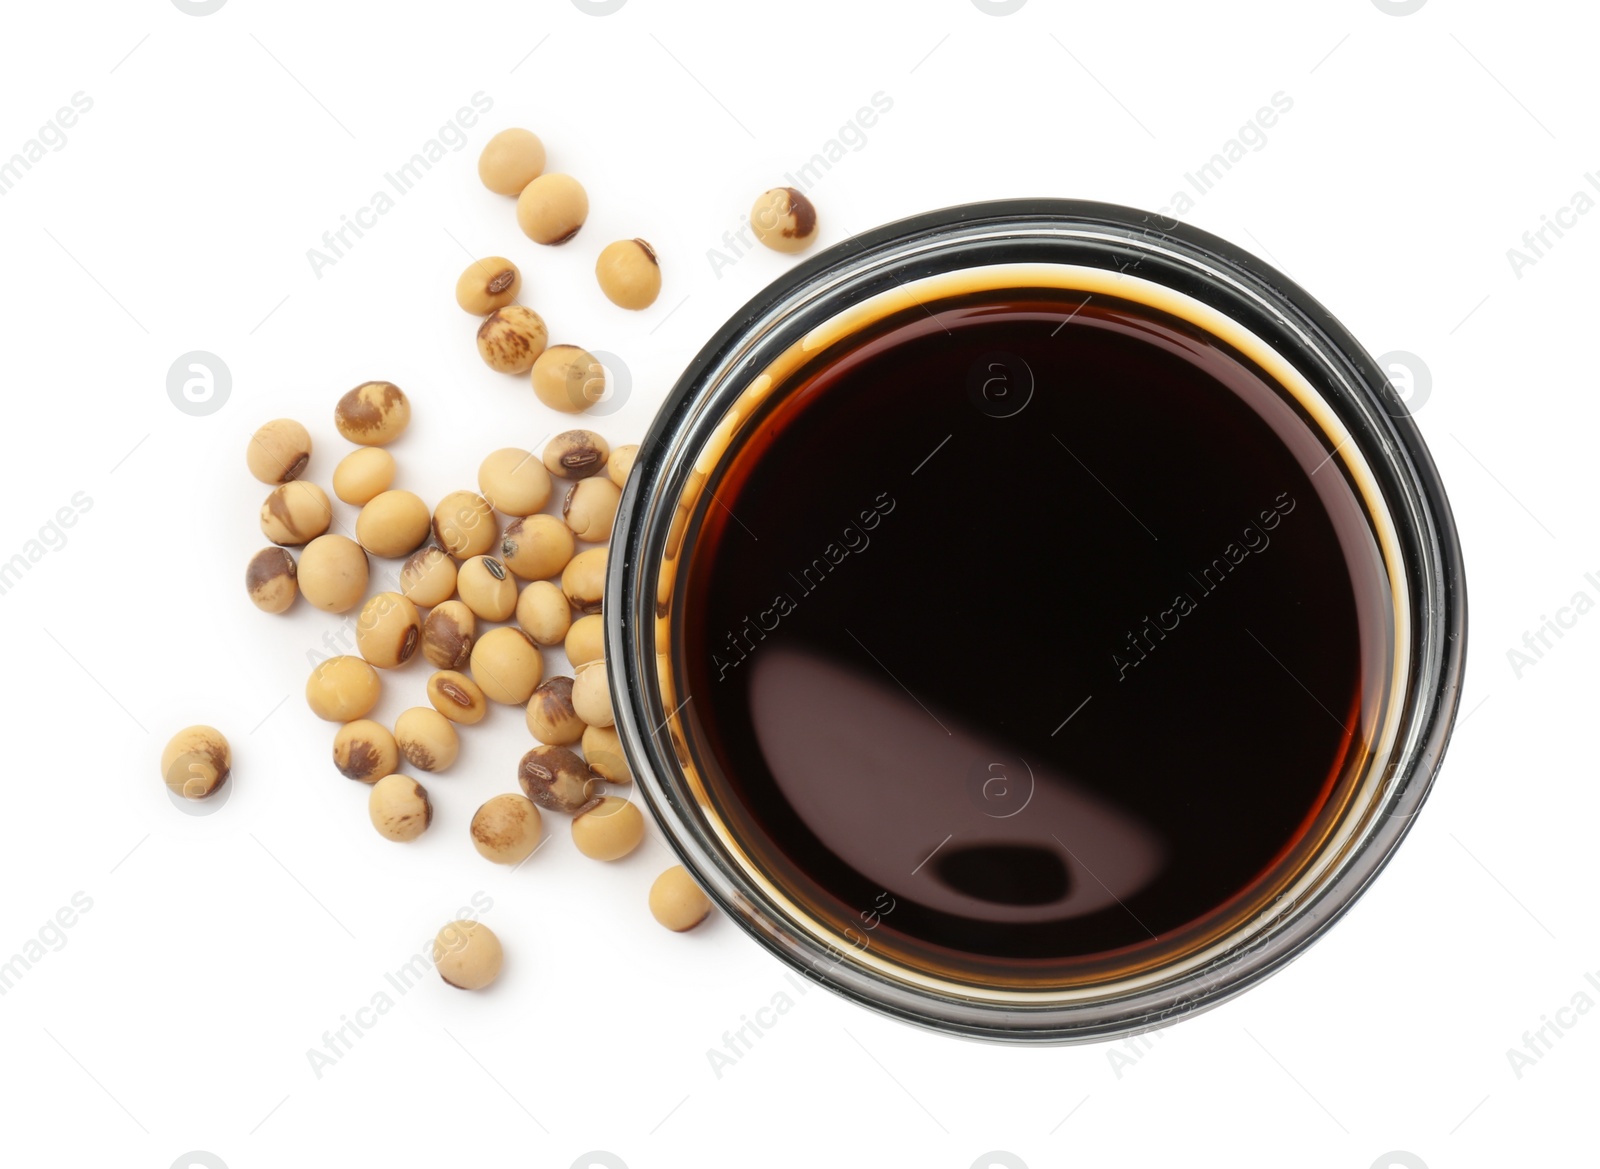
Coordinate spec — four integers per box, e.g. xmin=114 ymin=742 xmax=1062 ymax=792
xmin=561 ymin=547 xmax=608 ymax=614
xmin=395 ymin=706 xmax=460 ymax=772
xmin=571 ymin=661 xmax=614 ymax=728
xmin=525 ymin=676 xmax=583 ymax=745
xmin=427 ymin=670 xmax=488 ymax=725
xmin=246 ymin=546 xmax=298 ymax=614
xmin=422 ymin=600 xmax=476 ymax=670
xmin=399 ymin=544 xmax=457 ymax=608
xmin=751 ymin=186 xmax=818 ymax=253
xmin=478 ymin=127 xmax=545 ymax=195
xmin=457 ymin=555 xmax=518 ymax=621
xmin=531 ymin=344 xmax=604 ymax=414
xmin=515 ymin=580 xmax=570 ymax=646
xmin=582 ymin=724 xmax=632 ymax=785
xmin=433 ymin=920 xmax=503 ymax=990
xmin=306 ymin=656 xmax=381 ymax=722
xmin=335 ymin=381 xmax=411 ymax=446
xmin=543 ymin=429 xmax=609 ymax=480
xmin=333 ymin=719 xmax=399 ymax=784
xmin=260 ymin=481 xmax=332 ymax=546
xmin=246 ymin=419 xmax=312 ymax=484
xmin=595 ymin=238 xmax=661 ymax=310
xmin=369 ymin=774 xmax=432 ymax=842
xmin=470 ymin=794 xmax=542 ymax=865
xmin=500 ymin=514 xmax=575 ymax=581
xmin=607 ymin=444 xmax=638 ymax=488
xmin=433 ymin=490 xmax=498 ymax=559
xmin=477 ymin=306 xmax=549 ymax=375
xmin=297 ymin=535 xmax=370 ymax=614
xmin=649 ymin=866 xmax=713 ymax=932
xmin=456 ymin=256 xmax=522 ymax=315
xmin=355 ymin=592 xmax=422 ymax=669
xmin=572 ymin=796 xmax=644 ymax=861
xmin=518 ymin=744 xmax=599 ymax=813
xmin=471 ymin=627 xmax=543 ymax=704
xmin=563 ymin=478 xmax=620 ymax=543
xmin=516 ymin=172 xmax=588 ymax=244
xmin=478 ymin=447 xmax=552 ymax=516
xmin=161 ymin=725 xmax=231 ymax=801
xmin=332 ymin=447 xmax=396 ymax=506
xmin=356 ymin=490 xmax=431 ymax=558
xmin=565 ymin=614 xmax=605 ymax=667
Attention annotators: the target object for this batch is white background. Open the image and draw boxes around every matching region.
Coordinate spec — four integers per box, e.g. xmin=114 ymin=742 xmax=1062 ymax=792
xmin=0 ymin=0 xmax=1590 ymax=1166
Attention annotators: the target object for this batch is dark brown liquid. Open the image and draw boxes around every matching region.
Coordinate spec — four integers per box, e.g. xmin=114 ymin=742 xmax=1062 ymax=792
xmin=680 ymin=286 xmax=1391 ymax=985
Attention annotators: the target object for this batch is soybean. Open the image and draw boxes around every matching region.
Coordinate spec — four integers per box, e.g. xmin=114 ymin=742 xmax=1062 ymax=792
xmin=433 ymin=919 xmax=503 ymax=990
xmin=649 ymin=866 xmax=713 ymax=932
xmin=297 ymin=535 xmax=369 ymax=614
xmin=369 ymin=774 xmax=431 ymax=842
xmin=751 ymin=186 xmax=818 ymax=253
xmin=246 ymin=546 xmax=298 ymax=614
xmin=333 ymin=719 xmax=399 ymax=784
xmin=335 ymin=381 xmax=411 ymax=446
xmin=399 ymin=544 xmax=458 ymax=608
xmin=422 ymin=600 xmax=476 ymax=670
xmin=457 ymin=555 xmax=518 ymax=621
xmin=515 ymin=580 xmax=571 ymax=646
xmin=356 ymin=490 xmax=431 ymax=558
xmin=477 ymin=306 xmax=549 ymax=375
xmin=531 ymin=344 xmax=604 ymax=414
xmin=543 ymin=430 xmax=609 ymax=480
xmin=260 ymin=481 xmax=332 ymax=546
xmin=565 ymin=613 xmax=605 ymax=668
xmin=433 ymin=490 xmax=498 ymax=559
xmin=478 ymin=447 xmax=552 ymax=516
xmin=516 ymin=172 xmax=588 ymax=244
xmin=518 ymin=744 xmax=599 ymax=813
xmin=500 ymin=514 xmax=575 ymax=581
xmin=246 ymin=419 xmax=311 ymax=484
xmin=306 ymin=656 xmax=382 ymax=722
xmin=456 ymin=256 xmax=522 ymax=315
xmin=470 ymin=794 xmax=542 ymax=865
xmin=395 ymin=706 xmax=460 ymax=772
xmin=561 ymin=547 xmax=608 ymax=613
xmin=161 ymin=725 xmax=231 ymax=801
xmin=594 ymin=238 xmax=661 ymax=310
xmin=355 ymin=592 xmax=422 ymax=669
xmin=607 ymin=444 xmax=638 ymax=488
xmin=525 ymin=676 xmax=583 ymax=745
xmin=471 ymin=627 xmax=543 ymax=705
xmin=571 ymin=796 xmax=644 ymax=861
xmin=563 ymin=477 xmax=620 ymax=542
xmin=572 ymin=660 xmax=614 ymax=728
xmin=582 ymin=724 xmax=632 ymax=785
xmin=478 ymin=127 xmax=545 ymax=195
xmin=427 ymin=670 xmax=489 ymax=725
xmin=332 ymin=447 xmax=395 ymax=506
